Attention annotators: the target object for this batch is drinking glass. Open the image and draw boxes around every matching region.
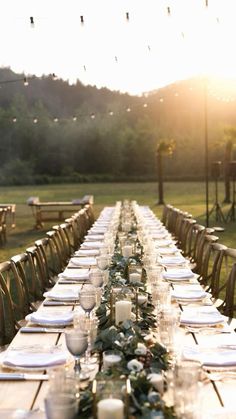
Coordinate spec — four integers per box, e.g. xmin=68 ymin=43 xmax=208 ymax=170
xmin=174 ymin=359 xmax=201 ymax=419
xmin=89 ymin=269 xmax=104 ymax=288
xmin=65 ymin=329 xmax=89 ymax=380
xmin=44 ymin=393 xmax=78 ymax=419
xmin=79 ymin=287 xmax=96 ymax=318
xmin=75 ymin=314 xmax=98 ymax=368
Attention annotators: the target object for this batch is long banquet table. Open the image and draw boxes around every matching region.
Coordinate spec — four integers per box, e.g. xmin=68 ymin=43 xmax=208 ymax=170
xmin=0 ymin=202 xmax=236 ymax=418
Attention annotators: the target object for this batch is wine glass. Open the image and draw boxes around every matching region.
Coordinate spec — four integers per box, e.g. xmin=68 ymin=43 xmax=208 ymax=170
xmin=75 ymin=314 xmax=98 ymax=369
xmin=79 ymin=287 xmax=96 ymax=318
xmin=65 ymin=329 xmax=89 ymax=380
xmin=89 ymin=269 xmax=104 ymax=288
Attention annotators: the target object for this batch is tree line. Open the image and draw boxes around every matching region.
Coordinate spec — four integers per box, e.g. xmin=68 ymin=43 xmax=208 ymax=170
xmin=0 ymin=68 xmax=236 ymax=185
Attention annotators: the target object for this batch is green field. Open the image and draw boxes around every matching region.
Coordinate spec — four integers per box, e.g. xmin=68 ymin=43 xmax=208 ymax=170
xmin=0 ymin=181 xmax=236 ymax=263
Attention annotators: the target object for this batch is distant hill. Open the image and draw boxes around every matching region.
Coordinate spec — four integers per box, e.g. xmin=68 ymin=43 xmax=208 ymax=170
xmin=0 ymin=68 xmax=235 ymax=185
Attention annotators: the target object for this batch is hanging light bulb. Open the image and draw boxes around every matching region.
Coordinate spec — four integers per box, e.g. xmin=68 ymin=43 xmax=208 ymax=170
xmin=109 ymin=110 xmax=114 ymax=116
xmin=159 ymin=98 xmax=164 ymax=103
xmin=72 ymin=116 xmax=77 ymax=121
xmin=33 ymin=117 xmax=38 ymax=124
xmin=90 ymin=113 xmax=95 ymax=119
xmin=167 ymin=6 xmax=171 ymax=16
xmin=12 ymin=117 xmax=17 ymax=123
xmin=143 ymin=103 xmax=148 ymax=108
xmin=24 ymin=77 xmax=29 ymax=86
xmin=174 ymin=92 xmax=179 ymax=97
xmin=53 ymin=117 xmax=58 ymax=123
xmin=80 ymin=15 xmax=84 ymax=25
xmin=126 ymin=107 xmax=131 ymax=112
xmin=30 ymin=17 xmax=34 ymax=27
xmin=126 ymin=12 xmax=129 ymax=21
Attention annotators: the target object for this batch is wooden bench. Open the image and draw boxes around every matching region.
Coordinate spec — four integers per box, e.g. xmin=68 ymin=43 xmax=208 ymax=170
xmin=0 ymin=204 xmax=16 ymax=228
xmin=27 ymin=195 xmax=94 ymax=229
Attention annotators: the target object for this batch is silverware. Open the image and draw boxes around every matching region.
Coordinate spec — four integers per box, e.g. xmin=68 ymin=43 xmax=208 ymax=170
xmin=185 ymin=326 xmax=231 ymax=334
xmin=43 ymin=301 xmax=79 ymax=306
xmin=58 ymin=280 xmax=84 ymax=284
xmin=20 ymin=327 xmax=66 ymax=333
xmin=206 ymin=371 xmax=236 ymax=381
xmin=0 ymin=373 xmax=49 ymax=381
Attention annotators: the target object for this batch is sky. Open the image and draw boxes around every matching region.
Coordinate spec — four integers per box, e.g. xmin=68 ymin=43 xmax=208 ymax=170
xmin=1 ymin=0 xmax=236 ymax=95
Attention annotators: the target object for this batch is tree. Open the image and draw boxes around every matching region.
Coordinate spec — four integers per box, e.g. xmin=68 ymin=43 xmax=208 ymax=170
xmin=156 ymin=139 xmax=175 ymax=205
xmin=223 ymin=127 xmax=236 ymax=203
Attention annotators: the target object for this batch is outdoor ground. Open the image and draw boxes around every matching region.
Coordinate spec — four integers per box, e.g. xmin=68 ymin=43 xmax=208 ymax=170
xmin=0 ymin=181 xmax=235 ymax=262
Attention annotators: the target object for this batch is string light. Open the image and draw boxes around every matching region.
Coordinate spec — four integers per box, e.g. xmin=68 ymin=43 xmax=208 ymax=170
xmin=160 ymin=98 xmax=164 ymax=102
xmin=90 ymin=113 xmax=95 ymax=119
xmin=109 ymin=111 xmax=114 ymax=116
xmin=126 ymin=107 xmax=131 ymax=112
xmin=12 ymin=117 xmax=17 ymax=123
xmin=53 ymin=117 xmax=58 ymax=123
xmin=143 ymin=103 xmax=148 ymax=108
xmin=72 ymin=116 xmax=77 ymax=121
xmin=33 ymin=117 xmax=38 ymax=124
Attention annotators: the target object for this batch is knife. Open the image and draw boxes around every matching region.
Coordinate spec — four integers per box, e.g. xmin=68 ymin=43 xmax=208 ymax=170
xmin=0 ymin=373 xmax=49 ymax=381
xmin=43 ymin=301 xmax=79 ymax=306
xmin=20 ymin=327 xmax=65 ymax=333
xmin=58 ymin=280 xmax=85 ymax=284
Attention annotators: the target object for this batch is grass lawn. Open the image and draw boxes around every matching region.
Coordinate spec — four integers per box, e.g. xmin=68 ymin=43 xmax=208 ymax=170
xmin=0 ymin=181 xmax=235 ymax=262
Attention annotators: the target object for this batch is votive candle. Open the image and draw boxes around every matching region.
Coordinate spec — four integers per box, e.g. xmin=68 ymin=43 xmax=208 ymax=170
xmin=97 ymin=398 xmax=124 ymax=419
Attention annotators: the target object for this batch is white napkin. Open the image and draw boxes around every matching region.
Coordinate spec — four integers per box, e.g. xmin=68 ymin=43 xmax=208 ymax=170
xmin=84 ymin=234 xmax=104 ymax=241
xmin=58 ymin=268 xmax=89 ymax=281
xmin=163 ymin=268 xmax=194 ymax=280
xmin=25 ymin=310 xmax=74 ymax=325
xmin=3 ymin=346 xmax=68 ymax=368
xmin=43 ymin=288 xmax=80 ymax=301
xmin=160 ymin=256 xmax=187 ymax=266
xmin=89 ymin=228 xmax=107 ymax=234
xmin=182 ymin=346 xmax=236 ymax=367
xmin=171 ymin=289 xmax=208 ymax=300
xmin=152 ymin=233 xmax=169 ymax=239
xmin=81 ymin=241 xmax=104 ymax=249
xmin=69 ymin=257 xmax=97 ymax=267
xmin=74 ymin=249 xmax=100 ymax=257
xmin=180 ymin=307 xmax=225 ymax=325
xmin=157 ymin=247 xmax=179 ymax=255
xmin=154 ymin=239 xmax=174 ymax=247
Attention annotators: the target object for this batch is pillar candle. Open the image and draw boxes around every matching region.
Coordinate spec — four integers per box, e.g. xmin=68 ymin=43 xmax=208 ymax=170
xmin=122 ymin=245 xmax=133 ymax=258
xmin=129 ymin=272 xmax=142 ymax=283
xmin=97 ymin=398 xmax=124 ymax=419
xmin=115 ymin=300 xmax=132 ymax=325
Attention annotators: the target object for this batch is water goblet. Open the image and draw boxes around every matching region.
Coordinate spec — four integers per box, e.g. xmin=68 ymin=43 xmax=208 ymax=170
xmin=76 ymin=315 xmax=99 ymax=368
xmin=79 ymin=287 xmax=96 ymax=318
xmin=89 ymin=269 xmax=104 ymax=288
xmin=65 ymin=329 xmax=89 ymax=380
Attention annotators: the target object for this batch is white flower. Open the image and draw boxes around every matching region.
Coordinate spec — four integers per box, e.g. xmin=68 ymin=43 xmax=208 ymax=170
xmin=135 ymin=343 xmax=147 ymax=356
xmin=127 ymin=359 xmax=143 ymax=372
